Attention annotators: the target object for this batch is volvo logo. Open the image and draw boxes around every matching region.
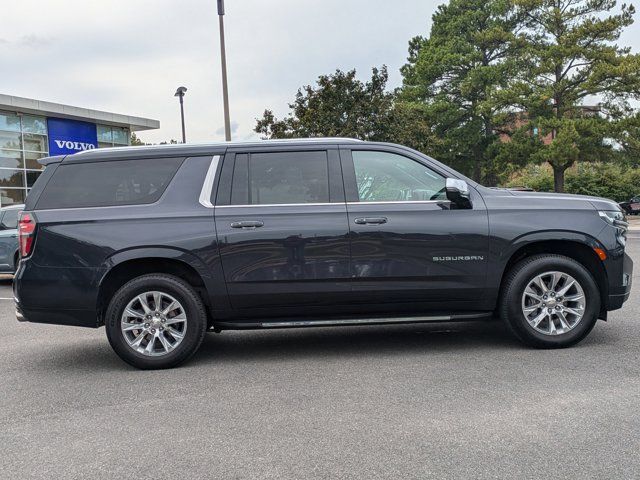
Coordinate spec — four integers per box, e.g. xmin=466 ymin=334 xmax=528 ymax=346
xmin=54 ymin=140 xmax=96 ymax=151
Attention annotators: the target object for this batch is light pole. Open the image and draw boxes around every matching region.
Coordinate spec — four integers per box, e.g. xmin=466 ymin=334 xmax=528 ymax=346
xmin=174 ymin=86 xmax=188 ymax=143
xmin=217 ymin=0 xmax=232 ymax=141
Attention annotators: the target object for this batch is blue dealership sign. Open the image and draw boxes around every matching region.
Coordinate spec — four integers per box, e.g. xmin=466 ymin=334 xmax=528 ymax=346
xmin=47 ymin=117 xmax=98 ymax=155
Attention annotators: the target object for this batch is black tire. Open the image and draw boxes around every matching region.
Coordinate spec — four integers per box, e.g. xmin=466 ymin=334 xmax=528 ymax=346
xmin=105 ymin=274 xmax=208 ymax=369
xmin=499 ymin=254 xmax=601 ymax=348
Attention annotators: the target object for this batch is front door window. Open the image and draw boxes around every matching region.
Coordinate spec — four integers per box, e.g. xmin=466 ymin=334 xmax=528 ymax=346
xmin=352 ymin=151 xmax=446 ymax=202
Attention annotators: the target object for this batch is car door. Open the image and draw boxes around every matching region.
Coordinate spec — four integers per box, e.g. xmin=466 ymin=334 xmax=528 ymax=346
xmin=213 ymin=146 xmax=351 ymax=312
xmin=340 ymin=145 xmax=489 ymax=310
xmin=0 ymin=208 xmax=19 ymax=271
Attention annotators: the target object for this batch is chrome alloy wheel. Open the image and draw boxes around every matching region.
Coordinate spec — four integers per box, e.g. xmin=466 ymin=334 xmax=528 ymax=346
xmin=120 ymin=291 xmax=187 ymax=356
xmin=521 ymin=271 xmax=586 ymax=336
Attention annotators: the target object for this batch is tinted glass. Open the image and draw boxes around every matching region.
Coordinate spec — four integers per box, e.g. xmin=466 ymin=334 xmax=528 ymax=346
xmin=97 ymin=125 xmax=113 ymax=143
xmin=230 ymin=154 xmax=249 ymax=205
xmin=0 ymin=149 xmax=23 ymax=169
xmin=0 ymin=188 xmax=25 ymax=206
xmin=37 ymin=157 xmax=184 ymax=209
xmin=0 ymin=131 xmax=21 ymax=151
xmin=232 ymin=151 xmax=329 ymax=205
xmin=1 ymin=209 xmax=19 ymax=229
xmin=112 ymin=127 xmax=129 ymax=145
xmin=352 ymin=151 xmax=446 ymax=202
xmin=24 ymin=151 xmax=46 ymax=170
xmin=26 ymin=170 xmax=41 ymax=188
xmin=22 ymin=115 xmax=47 ymax=135
xmin=0 ymin=169 xmax=24 ymax=188
xmin=23 ymin=133 xmax=47 ymax=152
xmin=0 ymin=112 xmax=20 ymax=132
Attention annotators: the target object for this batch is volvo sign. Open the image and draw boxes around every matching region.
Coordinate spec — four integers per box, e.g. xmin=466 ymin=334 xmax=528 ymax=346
xmin=47 ymin=118 xmax=99 ymax=155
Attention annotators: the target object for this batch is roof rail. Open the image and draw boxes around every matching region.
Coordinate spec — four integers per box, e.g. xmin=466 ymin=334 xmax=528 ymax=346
xmin=73 ymin=137 xmax=363 ymax=156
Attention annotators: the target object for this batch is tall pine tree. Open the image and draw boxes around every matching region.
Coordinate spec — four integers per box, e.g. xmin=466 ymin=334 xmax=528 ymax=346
xmin=400 ymin=0 xmax=522 ymax=184
xmin=505 ymin=0 xmax=640 ymax=191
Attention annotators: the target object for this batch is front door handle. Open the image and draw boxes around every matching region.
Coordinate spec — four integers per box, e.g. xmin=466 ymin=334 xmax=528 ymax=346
xmin=230 ymin=220 xmax=264 ymax=229
xmin=354 ymin=217 xmax=388 ymax=225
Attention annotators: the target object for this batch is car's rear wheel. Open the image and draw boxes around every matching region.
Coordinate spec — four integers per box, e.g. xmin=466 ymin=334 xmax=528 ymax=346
xmin=500 ymin=254 xmax=601 ymax=348
xmin=105 ymin=274 xmax=207 ymax=369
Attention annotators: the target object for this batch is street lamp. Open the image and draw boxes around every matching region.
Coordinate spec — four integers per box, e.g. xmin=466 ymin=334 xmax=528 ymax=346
xmin=174 ymin=86 xmax=187 ymax=143
xmin=217 ymin=0 xmax=232 ymax=141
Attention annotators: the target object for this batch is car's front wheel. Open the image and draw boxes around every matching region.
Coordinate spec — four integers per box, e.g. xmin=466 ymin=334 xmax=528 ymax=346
xmin=500 ymin=254 xmax=601 ymax=348
xmin=105 ymin=274 xmax=208 ymax=369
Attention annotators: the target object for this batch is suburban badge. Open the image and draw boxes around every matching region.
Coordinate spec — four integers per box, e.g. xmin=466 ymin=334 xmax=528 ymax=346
xmin=433 ymin=255 xmax=485 ymax=262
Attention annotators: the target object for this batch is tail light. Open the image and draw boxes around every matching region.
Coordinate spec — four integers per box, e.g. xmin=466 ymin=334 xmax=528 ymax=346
xmin=18 ymin=212 xmax=37 ymax=258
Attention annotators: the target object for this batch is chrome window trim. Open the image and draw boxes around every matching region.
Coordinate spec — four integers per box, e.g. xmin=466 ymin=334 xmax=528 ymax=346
xmin=346 ymin=200 xmax=443 ymax=206
xmin=214 ymin=200 xmax=445 ymax=208
xmin=199 ymin=155 xmax=220 ymax=208
xmin=216 ymin=202 xmax=341 ymax=208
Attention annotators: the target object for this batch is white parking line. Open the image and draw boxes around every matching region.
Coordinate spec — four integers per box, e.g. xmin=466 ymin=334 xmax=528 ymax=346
xmin=0 ymin=297 xmax=14 ymax=300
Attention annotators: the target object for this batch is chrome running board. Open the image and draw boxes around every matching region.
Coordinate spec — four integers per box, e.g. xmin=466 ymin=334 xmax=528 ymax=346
xmin=259 ymin=312 xmax=491 ymax=328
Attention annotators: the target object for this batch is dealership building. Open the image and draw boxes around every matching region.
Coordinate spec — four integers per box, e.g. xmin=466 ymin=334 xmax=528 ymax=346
xmin=0 ymin=94 xmax=160 ymax=207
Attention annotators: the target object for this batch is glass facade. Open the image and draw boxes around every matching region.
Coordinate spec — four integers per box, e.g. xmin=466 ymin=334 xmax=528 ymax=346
xmin=97 ymin=125 xmax=130 ymax=149
xmin=0 ymin=111 xmax=129 ymax=206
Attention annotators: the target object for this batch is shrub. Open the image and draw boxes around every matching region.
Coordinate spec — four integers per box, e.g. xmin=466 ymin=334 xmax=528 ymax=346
xmin=506 ymin=164 xmax=554 ymax=192
xmin=506 ymin=162 xmax=640 ymax=202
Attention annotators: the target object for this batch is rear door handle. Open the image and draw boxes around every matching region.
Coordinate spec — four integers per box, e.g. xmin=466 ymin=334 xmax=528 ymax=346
xmin=354 ymin=217 xmax=387 ymax=225
xmin=230 ymin=220 xmax=264 ymax=229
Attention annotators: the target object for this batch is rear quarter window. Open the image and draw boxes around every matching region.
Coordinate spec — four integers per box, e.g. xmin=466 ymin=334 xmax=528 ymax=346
xmin=36 ymin=157 xmax=184 ymax=209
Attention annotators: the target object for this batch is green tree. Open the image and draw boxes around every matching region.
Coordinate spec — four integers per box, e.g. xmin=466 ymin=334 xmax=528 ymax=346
xmin=508 ymin=161 xmax=640 ymax=201
xmin=255 ymin=66 xmax=439 ymax=152
xmin=400 ymin=0 xmax=522 ymax=184
xmin=130 ymin=133 xmax=179 ymax=146
xmin=504 ymin=0 xmax=640 ymax=191
xmin=130 ymin=132 xmax=146 ymax=146
xmin=610 ymin=112 xmax=640 ymax=167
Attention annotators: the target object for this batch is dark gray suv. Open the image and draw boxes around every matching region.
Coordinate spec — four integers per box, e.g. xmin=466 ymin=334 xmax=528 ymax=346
xmin=15 ymin=139 xmax=633 ymax=369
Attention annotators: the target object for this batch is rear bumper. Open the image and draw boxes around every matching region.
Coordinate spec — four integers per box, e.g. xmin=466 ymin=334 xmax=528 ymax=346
xmin=14 ymin=261 xmax=102 ymax=328
xmin=15 ymin=303 xmax=98 ymax=328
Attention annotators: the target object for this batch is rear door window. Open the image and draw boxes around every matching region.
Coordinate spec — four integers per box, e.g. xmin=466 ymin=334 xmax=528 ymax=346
xmin=230 ymin=151 xmax=330 ymax=205
xmin=36 ymin=157 xmax=184 ymax=209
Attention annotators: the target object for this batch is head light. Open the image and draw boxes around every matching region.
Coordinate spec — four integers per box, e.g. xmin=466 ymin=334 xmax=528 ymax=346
xmin=599 ymin=210 xmax=628 ymax=246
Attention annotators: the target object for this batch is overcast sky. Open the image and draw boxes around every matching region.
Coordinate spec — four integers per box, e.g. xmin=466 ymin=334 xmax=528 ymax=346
xmin=2 ymin=0 xmax=639 ymax=144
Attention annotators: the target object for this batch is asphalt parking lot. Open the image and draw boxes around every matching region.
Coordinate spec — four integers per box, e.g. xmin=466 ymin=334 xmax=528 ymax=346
xmin=1 ymin=237 xmax=639 ymax=479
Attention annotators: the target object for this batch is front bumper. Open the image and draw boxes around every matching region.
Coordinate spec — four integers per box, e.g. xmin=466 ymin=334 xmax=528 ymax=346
xmin=606 ymin=251 xmax=633 ymax=311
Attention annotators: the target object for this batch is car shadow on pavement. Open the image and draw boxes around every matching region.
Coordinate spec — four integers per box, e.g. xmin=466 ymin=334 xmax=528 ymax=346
xmin=29 ymin=341 xmax=129 ymax=372
xmin=34 ymin=318 xmax=618 ymax=372
xmin=32 ymin=320 xmax=518 ymax=372
xmin=189 ymin=320 xmax=520 ymax=366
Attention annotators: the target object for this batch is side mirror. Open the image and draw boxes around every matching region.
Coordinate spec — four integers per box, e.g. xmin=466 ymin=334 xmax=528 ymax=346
xmin=445 ymin=178 xmax=472 ymax=209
